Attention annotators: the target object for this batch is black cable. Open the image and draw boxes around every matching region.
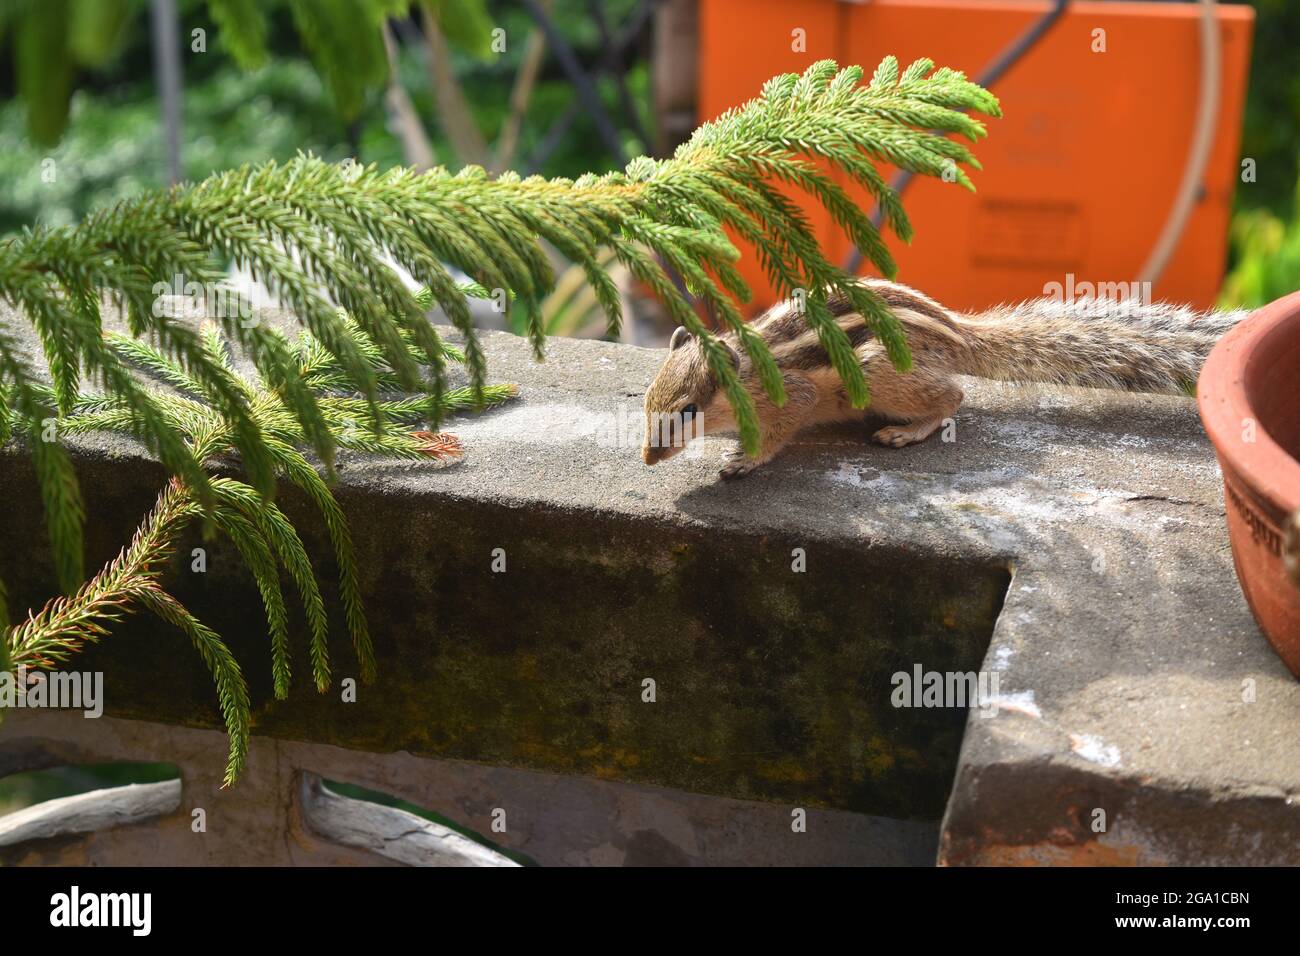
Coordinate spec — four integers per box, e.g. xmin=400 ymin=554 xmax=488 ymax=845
xmin=587 ymin=0 xmax=654 ymax=150
xmin=519 ymin=0 xmax=632 ymax=166
xmin=521 ymin=1 xmax=694 ymax=313
xmin=844 ymin=0 xmax=1071 ymax=274
xmin=525 ymin=0 xmax=657 ymax=174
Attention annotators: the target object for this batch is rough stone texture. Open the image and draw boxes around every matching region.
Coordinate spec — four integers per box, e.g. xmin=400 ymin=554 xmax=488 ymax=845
xmin=0 ymin=709 xmax=936 ymax=865
xmin=2 ymin=308 xmax=1299 ymax=864
xmin=452 ymin=335 xmax=1300 ymax=865
xmin=0 ymin=311 xmax=1005 ymax=826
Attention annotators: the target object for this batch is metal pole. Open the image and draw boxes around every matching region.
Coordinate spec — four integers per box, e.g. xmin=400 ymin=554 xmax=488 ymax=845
xmin=151 ymin=0 xmax=184 ymax=185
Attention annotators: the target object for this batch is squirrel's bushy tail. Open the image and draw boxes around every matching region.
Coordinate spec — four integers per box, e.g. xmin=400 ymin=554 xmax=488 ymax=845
xmin=944 ymin=296 xmax=1250 ymax=395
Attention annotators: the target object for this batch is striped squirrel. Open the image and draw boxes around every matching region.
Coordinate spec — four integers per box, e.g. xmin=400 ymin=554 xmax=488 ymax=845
xmin=641 ymin=278 xmax=1248 ymax=479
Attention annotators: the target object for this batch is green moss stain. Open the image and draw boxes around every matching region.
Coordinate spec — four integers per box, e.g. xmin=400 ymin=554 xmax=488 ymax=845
xmin=0 ymin=454 xmax=1009 ymax=819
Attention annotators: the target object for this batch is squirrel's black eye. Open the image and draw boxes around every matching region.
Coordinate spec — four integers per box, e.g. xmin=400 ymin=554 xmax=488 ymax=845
xmin=681 ymin=403 xmax=698 ymax=419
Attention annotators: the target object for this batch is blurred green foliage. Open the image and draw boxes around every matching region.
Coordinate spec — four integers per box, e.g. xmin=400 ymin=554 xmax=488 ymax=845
xmin=1233 ymin=0 xmax=1300 ymax=217
xmin=5 ymin=0 xmax=136 ymax=147
xmin=0 ymin=0 xmax=457 ymax=146
xmin=1219 ymin=1 xmax=1300 ymax=306
xmin=281 ymin=0 xmax=404 ymax=121
xmin=426 ymin=0 xmax=498 ymax=59
xmin=0 ymin=0 xmax=648 ymax=232
xmin=0 ymin=59 xmax=355 ymax=233
xmin=1220 ymin=165 xmax=1300 ymax=309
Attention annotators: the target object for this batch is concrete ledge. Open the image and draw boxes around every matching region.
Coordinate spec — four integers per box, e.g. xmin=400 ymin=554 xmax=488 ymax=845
xmin=451 ymin=333 xmax=1300 ymax=865
xmin=3 ymin=311 xmax=1300 ymax=864
xmin=0 ymin=320 xmax=1006 ymax=823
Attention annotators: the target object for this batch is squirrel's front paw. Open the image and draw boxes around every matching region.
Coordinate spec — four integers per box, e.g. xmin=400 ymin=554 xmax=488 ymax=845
xmin=873 ymin=424 xmax=928 ymax=448
xmin=720 ymin=450 xmax=759 ymax=480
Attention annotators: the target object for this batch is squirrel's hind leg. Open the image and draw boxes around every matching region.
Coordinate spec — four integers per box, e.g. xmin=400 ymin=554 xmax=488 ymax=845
xmin=861 ymin=356 xmax=963 ymax=448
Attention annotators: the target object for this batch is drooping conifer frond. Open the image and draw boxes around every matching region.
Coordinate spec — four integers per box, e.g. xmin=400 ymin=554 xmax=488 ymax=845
xmin=2 ymin=305 xmax=517 ymax=785
xmin=0 ymin=57 xmax=997 ymax=612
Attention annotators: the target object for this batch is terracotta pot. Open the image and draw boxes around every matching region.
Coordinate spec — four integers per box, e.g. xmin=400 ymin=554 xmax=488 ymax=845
xmin=1199 ymin=291 xmax=1300 ymax=677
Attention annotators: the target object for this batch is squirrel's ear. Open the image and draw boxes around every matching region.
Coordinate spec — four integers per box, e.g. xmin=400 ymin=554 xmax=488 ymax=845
xmin=724 ymin=342 xmax=741 ymax=370
xmin=669 ymin=326 xmax=693 ymax=351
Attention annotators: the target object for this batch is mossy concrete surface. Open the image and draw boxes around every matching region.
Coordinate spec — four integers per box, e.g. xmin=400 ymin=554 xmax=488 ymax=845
xmin=0 ymin=440 xmax=1006 ymax=820
xmin=3 ymin=309 xmax=1300 ymax=864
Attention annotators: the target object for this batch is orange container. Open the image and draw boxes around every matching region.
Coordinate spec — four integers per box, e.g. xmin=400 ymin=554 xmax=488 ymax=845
xmin=698 ymin=0 xmax=1255 ymax=313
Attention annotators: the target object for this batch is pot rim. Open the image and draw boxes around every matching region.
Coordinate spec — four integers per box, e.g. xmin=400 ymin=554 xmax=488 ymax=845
xmin=1198 ymin=290 xmax=1300 ymax=517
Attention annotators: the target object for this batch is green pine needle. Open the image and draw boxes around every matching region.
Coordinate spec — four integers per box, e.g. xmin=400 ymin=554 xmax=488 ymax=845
xmin=3 ymin=319 xmax=516 ymax=783
xmin=0 ymin=56 xmax=997 ymax=778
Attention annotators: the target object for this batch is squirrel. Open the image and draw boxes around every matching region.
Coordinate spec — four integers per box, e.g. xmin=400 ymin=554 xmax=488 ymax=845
xmin=641 ymin=278 xmax=1249 ymax=479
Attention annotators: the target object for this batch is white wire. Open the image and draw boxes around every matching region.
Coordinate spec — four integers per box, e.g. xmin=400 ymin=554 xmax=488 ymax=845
xmin=1137 ymin=0 xmax=1223 ymax=287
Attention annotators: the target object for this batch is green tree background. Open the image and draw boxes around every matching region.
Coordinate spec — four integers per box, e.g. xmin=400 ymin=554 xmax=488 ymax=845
xmin=0 ymin=0 xmax=651 ymax=232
